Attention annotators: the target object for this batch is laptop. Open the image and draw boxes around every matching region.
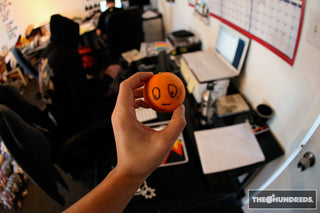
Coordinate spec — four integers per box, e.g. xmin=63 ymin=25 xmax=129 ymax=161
xmin=182 ymin=24 xmax=250 ymax=83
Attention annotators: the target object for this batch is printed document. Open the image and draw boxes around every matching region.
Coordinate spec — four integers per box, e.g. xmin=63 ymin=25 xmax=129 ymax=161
xmin=194 ymin=122 xmax=265 ymax=174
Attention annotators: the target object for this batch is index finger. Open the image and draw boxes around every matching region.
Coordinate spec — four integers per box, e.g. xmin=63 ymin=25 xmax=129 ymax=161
xmin=117 ymin=72 xmax=153 ymax=106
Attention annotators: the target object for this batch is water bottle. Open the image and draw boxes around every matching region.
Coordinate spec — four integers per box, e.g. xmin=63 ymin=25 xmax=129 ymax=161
xmin=200 ymin=82 xmax=217 ymax=125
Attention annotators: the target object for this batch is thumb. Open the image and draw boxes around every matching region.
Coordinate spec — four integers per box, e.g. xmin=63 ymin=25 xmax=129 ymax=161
xmin=162 ymin=105 xmax=186 ymax=143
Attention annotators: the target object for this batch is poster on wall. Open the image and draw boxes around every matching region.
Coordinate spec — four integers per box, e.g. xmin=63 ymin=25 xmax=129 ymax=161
xmin=0 ymin=0 xmax=19 ymax=51
xmin=188 ymin=0 xmax=305 ymax=66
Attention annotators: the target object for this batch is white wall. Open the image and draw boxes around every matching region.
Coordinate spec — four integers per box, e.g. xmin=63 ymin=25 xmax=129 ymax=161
xmin=12 ymin=0 xmax=101 ymax=34
xmin=158 ymin=0 xmax=320 ymax=195
xmin=0 ymin=0 xmax=100 ymax=51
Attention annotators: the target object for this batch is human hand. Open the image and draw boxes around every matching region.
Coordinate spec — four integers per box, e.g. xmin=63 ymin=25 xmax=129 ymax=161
xmin=105 ymin=64 xmax=120 ymax=79
xmin=64 ymin=72 xmax=186 ymax=213
xmin=96 ymin=29 xmax=102 ymax=36
xmin=111 ymin=72 xmax=186 ymax=181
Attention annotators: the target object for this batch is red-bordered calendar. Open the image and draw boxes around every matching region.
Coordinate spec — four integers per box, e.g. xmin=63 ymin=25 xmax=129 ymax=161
xmin=189 ymin=0 xmax=305 ymax=66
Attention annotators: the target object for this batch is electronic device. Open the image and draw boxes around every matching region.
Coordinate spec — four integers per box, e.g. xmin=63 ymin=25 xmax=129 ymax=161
xmin=182 ymin=24 xmax=250 ymax=83
xmin=166 ymin=30 xmax=202 ymax=55
xmin=180 ymin=24 xmax=250 ymax=103
xmin=100 ymin=0 xmax=122 ymax=12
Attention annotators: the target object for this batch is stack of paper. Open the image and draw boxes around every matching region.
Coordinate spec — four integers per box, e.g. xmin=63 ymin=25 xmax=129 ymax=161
xmin=194 ymin=122 xmax=265 ymax=174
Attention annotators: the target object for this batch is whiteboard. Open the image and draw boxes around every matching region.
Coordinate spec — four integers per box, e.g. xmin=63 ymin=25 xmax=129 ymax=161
xmin=0 ymin=0 xmax=19 ymax=52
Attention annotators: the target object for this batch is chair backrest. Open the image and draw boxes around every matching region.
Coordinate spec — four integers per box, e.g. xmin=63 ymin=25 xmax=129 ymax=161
xmin=105 ymin=7 xmax=144 ymax=59
xmin=0 ymin=104 xmax=67 ymax=205
xmin=10 ymin=47 xmax=38 ymax=79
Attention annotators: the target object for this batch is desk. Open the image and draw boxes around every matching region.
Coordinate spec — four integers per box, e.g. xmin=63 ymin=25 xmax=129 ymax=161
xmin=123 ymin=71 xmax=284 ymax=212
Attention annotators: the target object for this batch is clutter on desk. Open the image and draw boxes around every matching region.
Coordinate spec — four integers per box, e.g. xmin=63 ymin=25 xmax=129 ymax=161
xmin=194 ymin=122 xmax=265 ymax=174
xmin=121 ymin=49 xmax=144 ymax=65
xmin=79 ymin=12 xmax=100 ymax=35
xmin=0 ymin=141 xmax=29 ymax=210
xmin=166 ymin=30 xmax=201 ymax=55
xmin=16 ymin=24 xmax=50 ymax=56
xmin=216 ymin=93 xmax=250 ymax=118
xmin=200 ymin=82 xmax=217 ymax=126
xmin=139 ymin=41 xmax=172 ymax=58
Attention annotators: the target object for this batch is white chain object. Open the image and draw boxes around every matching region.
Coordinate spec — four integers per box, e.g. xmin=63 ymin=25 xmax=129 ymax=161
xmin=134 ymin=181 xmax=156 ymax=199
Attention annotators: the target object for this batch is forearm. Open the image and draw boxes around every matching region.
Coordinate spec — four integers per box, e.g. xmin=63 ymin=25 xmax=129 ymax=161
xmin=63 ymin=167 xmax=145 ymax=213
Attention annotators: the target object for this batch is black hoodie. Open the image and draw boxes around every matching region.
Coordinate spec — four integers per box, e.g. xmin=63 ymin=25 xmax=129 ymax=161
xmin=39 ymin=14 xmax=96 ymax=137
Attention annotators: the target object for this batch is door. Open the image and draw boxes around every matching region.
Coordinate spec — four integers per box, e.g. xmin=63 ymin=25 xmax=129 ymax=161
xmin=243 ymin=123 xmax=320 ymax=212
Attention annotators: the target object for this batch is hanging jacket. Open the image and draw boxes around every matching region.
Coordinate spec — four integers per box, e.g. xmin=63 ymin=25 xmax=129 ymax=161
xmin=39 ymin=14 xmax=96 ymax=137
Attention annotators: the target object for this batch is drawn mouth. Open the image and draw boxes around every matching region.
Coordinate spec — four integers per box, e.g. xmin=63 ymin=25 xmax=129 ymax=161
xmin=162 ymin=103 xmax=171 ymax=106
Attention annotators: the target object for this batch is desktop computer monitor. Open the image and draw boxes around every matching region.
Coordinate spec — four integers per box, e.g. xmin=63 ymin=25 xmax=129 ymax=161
xmin=100 ymin=0 xmax=122 ymax=12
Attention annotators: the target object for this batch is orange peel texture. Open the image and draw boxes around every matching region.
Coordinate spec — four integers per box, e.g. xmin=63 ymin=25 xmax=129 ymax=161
xmin=143 ymin=72 xmax=186 ymax=113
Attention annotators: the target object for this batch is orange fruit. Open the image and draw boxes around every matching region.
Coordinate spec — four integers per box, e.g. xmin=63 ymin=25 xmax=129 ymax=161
xmin=143 ymin=72 xmax=186 ymax=113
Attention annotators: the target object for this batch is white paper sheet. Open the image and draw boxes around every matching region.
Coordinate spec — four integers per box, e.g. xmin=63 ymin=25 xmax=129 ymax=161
xmin=194 ymin=122 xmax=265 ymax=174
xmin=135 ymin=108 xmax=157 ymax=122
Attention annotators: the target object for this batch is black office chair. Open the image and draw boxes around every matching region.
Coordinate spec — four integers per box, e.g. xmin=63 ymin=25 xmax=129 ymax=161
xmin=0 ymin=104 xmax=67 ymax=205
xmin=11 ymin=47 xmax=39 ymax=79
xmin=0 ymin=86 xmax=117 ymax=205
xmin=104 ymin=7 xmax=144 ymax=60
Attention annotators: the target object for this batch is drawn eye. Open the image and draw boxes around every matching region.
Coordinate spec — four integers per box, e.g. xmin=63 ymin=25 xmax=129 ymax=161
xmin=168 ymin=84 xmax=177 ymax=98
xmin=152 ymin=87 xmax=160 ymax=100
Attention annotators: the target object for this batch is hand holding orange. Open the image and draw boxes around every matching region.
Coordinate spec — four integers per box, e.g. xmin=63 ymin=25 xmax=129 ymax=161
xmin=143 ymin=72 xmax=186 ymax=113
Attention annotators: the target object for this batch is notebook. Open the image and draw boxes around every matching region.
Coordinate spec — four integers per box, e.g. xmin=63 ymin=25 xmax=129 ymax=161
xmin=145 ymin=121 xmax=189 ymax=167
xmin=182 ymin=25 xmax=250 ymax=83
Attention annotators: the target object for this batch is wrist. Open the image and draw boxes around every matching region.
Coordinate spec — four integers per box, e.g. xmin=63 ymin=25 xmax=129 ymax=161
xmin=110 ymin=166 xmax=148 ymax=186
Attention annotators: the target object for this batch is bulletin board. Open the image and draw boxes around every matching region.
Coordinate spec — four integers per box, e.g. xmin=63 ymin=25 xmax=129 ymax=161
xmin=188 ymin=0 xmax=305 ymax=66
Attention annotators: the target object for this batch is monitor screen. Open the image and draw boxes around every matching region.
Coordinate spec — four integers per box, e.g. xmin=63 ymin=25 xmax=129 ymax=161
xmin=100 ymin=0 xmax=122 ymax=12
xmin=215 ymin=25 xmax=248 ymax=70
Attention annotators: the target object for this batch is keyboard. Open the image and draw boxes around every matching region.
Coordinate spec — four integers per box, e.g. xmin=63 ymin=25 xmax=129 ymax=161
xmin=136 ymin=108 xmax=157 ymax=122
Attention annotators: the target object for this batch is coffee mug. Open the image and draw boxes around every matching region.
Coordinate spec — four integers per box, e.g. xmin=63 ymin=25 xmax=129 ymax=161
xmin=253 ymin=104 xmax=273 ymax=127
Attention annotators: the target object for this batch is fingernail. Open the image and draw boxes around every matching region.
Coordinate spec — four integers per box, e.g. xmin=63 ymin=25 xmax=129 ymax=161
xmin=180 ymin=104 xmax=185 ymax=114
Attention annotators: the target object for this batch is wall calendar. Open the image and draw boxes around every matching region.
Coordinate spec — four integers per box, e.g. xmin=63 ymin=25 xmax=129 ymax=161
xmin=189 ymin=0 xmax=305 ymax=65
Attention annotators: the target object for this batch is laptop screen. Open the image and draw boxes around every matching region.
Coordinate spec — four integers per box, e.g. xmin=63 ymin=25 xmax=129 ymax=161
xmin=215 ymin=25 xmax=249 ymax=71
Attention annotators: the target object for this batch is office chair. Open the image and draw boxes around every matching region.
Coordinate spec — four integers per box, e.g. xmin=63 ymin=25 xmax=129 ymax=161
xmin=0 ymin=104 xmax=67 ymax=205
xmin=0 ymin=95 xmax=117 ymax=205
xmin=10 ymin=47 xmax=39 ymax=79
xmin=104 ymin=7 xmax=144 ymax=60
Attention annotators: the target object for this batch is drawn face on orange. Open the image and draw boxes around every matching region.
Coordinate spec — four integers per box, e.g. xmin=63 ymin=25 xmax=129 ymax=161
xmin=143 ymin=72 xmax=185 ymax=113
